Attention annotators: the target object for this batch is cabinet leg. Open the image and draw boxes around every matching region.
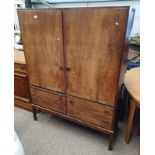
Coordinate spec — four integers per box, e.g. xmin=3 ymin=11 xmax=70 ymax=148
xmin=32 ymin=107 xmax=37 ymax=121
xmin=108 ymin=133 xmax=114 ymax=151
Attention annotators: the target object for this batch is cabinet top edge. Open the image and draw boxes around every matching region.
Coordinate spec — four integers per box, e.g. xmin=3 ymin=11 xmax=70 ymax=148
xmin=17 ymin=6 xmax=130 ymax=11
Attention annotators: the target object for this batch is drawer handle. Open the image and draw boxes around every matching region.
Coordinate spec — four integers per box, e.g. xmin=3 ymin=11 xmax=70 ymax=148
xmin=104 ymin=111 xmax=110 ymax=115
xmin=20 ymin=66 xmax=25 ymax=70
xmin=102 ymin=120 xmax=109 ymax=124
xmin=70 ymin=100 xmax=74 ymax=105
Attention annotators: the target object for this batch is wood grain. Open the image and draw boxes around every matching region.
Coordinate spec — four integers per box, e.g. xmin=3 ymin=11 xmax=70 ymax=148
xmin=33 ymin=104 xmax=114 ymax=134
xmin=14 ymin=63 xmax=27 ymax=73
xmin=14 ymin=51 xmax=26 ymax=64
xmin=124 ymin=67 xmax=140 ymax=144
xmin=124 ymin=67 xmax=140 ymax=104
xmin=67 ymin=96 xmax=114 ymax=130
xmin=14 ymin=52 xmax=32 ymax=111
xmin=31 ymin=86 xmax=66 ymax=114
xmin=18 ymin=9 xmax=65 ymax=93
xmin=63 ymin=8 xmax=129 ymax=106
xmin=15 ymin=98 xmax=32 ymax=111
xmin=14 ymin=72 xmax=30 ymax=99
xmin=125 ymin=99 xmax=137 ymax=144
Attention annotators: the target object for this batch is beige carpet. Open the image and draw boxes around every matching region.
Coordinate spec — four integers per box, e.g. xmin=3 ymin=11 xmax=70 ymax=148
xmin=14 ymin=107 xmax=139 ymax=155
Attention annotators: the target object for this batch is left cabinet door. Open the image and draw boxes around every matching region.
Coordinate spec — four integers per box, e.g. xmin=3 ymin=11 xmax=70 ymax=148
xmin=18 ymin=9 xmax=65 ymax=93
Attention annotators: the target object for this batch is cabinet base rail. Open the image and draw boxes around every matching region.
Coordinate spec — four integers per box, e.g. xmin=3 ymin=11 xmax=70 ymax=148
xmin=32 ymin=104 xmax=116 ymax=151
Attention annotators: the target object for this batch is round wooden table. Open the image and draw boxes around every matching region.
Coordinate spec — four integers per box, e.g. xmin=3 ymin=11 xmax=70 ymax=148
xmin=124 ymin=67 xmax=140 ymax=144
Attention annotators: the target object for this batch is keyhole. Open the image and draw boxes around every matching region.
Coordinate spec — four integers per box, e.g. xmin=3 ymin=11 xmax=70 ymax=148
xmin=115 ymin=22 xmax=119 ymax=26
xmin=33 ymin=15 xmax=38 ymax=19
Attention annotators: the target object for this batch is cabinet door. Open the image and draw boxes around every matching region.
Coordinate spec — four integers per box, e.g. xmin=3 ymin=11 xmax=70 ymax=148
xmin=63 ymin=8 xmax=129 ymax=106
xmin=18 ymin=9 xmax=65 ymax=93
xmin=14 ymin=73 xmax=30 ymax=100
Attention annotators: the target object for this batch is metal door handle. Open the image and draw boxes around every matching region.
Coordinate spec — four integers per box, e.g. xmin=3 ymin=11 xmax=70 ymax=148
xmin=59 ymin=66 xmax=64 ymax=70
xmin=59 ymin=67 xmax=71 ymax=72
xmin=66 ymin=67 xmax=71 ymax=72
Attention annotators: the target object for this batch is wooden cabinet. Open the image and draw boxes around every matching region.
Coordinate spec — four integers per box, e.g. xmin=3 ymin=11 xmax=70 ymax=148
xmin=14 ymin=51 xmax=32 ymax=111
xmin=18 ymin=7 xmax=135 ymax=150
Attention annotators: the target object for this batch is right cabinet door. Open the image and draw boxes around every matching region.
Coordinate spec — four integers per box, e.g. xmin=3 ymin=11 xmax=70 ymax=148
xmin=63 ymin=8 xmax=129 ymax=106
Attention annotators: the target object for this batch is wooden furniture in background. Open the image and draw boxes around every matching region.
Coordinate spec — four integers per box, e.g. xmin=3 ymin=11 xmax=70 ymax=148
xmin=18 ymin=7 xmax=135 ymax=150
xmin=124 ymin=67 xmax=140 ymax=144
xmin=14 ymin=51 xmax=32 ymax=111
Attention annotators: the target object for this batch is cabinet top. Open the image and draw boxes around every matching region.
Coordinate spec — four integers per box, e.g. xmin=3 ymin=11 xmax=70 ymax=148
xmin=18 ymin=6 xmax=130 ymax=10
xmin=14 ymin=50 xmax=26 ymax=64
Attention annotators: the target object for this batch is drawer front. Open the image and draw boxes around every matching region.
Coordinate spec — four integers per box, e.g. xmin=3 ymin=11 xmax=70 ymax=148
xmin=67 ymin=97 xmax=114 ymax=130
xmin=31 ymin=87 xmax=66 ymax=114
xmin=14 ymin=63 xmax=27 ymax=73
xmin=14 ymin=72 xmax=30 ymax=100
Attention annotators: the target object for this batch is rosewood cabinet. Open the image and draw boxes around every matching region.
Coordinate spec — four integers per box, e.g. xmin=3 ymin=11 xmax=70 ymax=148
xmin=18 ymin=7 xmax=134 ymax=150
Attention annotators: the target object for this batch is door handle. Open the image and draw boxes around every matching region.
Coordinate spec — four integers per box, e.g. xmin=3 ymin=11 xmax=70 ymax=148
xmin=59 ymin=67 xmax=71 ymax=72
xmin=66 ymin=67 xmax=71 ymax=72
xmin=59 ymin=66 xmax=64 ymax=70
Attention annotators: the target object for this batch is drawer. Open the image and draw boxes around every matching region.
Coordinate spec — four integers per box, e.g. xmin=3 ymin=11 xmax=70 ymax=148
xmin=67 ymin=97 xmax=114 ymax=130
xmin=14 ymin=72 xmax=30 ymax=100
xmin=31 ymin=87 xmax=66 ymax=114
xmin=14 ymin=63 xmax=27 ymax=73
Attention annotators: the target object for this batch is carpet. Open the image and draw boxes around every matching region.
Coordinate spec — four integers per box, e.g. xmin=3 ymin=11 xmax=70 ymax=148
xmin=14 ymin=107 xmax=139 ymax=155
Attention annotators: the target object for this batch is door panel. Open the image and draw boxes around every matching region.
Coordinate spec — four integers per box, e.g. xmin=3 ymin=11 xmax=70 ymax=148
xmin=18 ymin=9 xmax=65 ymax=93
xmin=63 ymin=8 xmax=129 ymax=106
xmin=31 ymin=87 xmax=66 ymax=114
xmin=67 ymin=96 xmax=114 ymax=130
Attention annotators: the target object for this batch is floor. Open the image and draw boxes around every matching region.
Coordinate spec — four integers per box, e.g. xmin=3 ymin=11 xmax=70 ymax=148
xmin=14 ymin=107 xmax=139 ymax=155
